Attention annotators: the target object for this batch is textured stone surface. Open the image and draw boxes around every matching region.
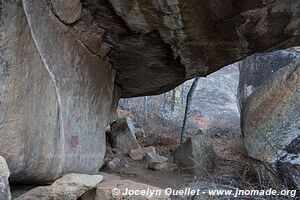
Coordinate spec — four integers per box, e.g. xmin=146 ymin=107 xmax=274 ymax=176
xmin=83 ymin=0 xmax=300 ymax=97
xmin=50 ymin=0 xmax=82 ymax=24
xmin=238 ymin=48 xmax=300 ymax=111
xmin=242 ymin=62 xmax=300 ymax=166
xmin=0 ymin=156 xmax=11 ymax=200
xmin=129 ymin=146 xmax=156 ymax=161
xmin=173 ymin=135 xmax=214 ymax=176
xmin=94 ymin=173 xmax=170 ymax=200
xmin=110 ymin=118 xmax=141 ymax=150
xmin=23 ymin=0 xmax=118 ymax=181
xmin=15 ymin=173 xmax=103 ymax=200
xmin=145 ymin=152 xmax=168 ymax=163
xmin=148 ymin=162 xmax=178 ymax=172
xmin=0 ymin=0 xmax=119 ymax=183
xmin=0 ymin=0 xmax=60 ymax=183
xmin=106 ymin=158 xmax=121 ymax=171
xmin=238 ymin=49 xmax=300 ymax=168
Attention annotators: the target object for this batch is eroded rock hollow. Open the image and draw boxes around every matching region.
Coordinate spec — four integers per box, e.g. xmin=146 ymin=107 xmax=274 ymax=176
xmin=0 ymin=0 xmax=299 ymax=182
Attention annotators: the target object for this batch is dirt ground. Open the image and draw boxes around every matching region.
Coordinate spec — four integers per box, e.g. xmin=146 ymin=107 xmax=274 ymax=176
xmin=102 ymin=131 xmax=250 ymax=191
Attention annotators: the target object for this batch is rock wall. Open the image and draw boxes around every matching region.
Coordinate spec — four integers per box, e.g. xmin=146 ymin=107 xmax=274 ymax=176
xmin=238 ymin=48 xmax=300 ymax=111
xmin=0 ymin=0 xmax=119 ymax=183
xmin=0 ymin=1 xmax=60 ymax=183
xmin=238 ymin=49 xmax=300 ymax=171
xmin=241 ymin=61 xmax=300 ymax=169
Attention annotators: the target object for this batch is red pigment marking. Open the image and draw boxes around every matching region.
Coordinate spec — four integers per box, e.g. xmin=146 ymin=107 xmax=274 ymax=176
xmin=70 ymin=135 xmax=79 ymax=148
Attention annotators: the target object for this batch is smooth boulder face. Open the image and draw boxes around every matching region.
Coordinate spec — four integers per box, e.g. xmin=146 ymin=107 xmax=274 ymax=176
xmin=15 ymin=173 xmax=103 ymax=200
xmin=173 ymin=135 xmax=214 ymax=176
xmin=0 ymin=0 xmax=60 ymax=183
xmin=110 ymin=118 xmax=141 ymax=150
xmin=242 ymin=62 xmax=300 ymax=167
xmin=0 ymin=156 xmax=11 ymax=200
xmin=0 ymin=0 xmax=119 ymax=183
xmin=238 ymin=48 xmax=300 ymax=111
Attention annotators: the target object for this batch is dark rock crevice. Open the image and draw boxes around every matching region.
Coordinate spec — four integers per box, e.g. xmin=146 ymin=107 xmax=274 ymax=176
xmin=285 ymin=136 xmax=300 ymax=154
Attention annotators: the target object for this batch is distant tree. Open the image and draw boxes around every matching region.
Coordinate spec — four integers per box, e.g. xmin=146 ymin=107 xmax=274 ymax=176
xmin=180 ymin=77 xmax=199 ymax=144
xmin=162 ymin=92 xmax=167 ymax=110
xmin=170 ymin=89 xmax=176 ymax=112
xmin=143 ymin=96 xmax=148 ymax=124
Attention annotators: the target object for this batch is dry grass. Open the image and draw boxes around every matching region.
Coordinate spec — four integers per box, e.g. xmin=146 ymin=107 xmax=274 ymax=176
xmin=184 ymin=168 xmax=299 ymax=200
xmin=145 ymin=133 xmax=180 ymax=156
xmin=136 ymin=130 xmax=180 ymax=156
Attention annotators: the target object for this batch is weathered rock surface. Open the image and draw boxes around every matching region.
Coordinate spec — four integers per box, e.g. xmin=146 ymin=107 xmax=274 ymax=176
xmin=106 ymin=158 xmax=121 ymax=171
xmin=148 ymin=162 xmax=178 ymax=172
xmin=0 ymin=0 xmax=119 ymax=183
xmin=110 ymin=117 xmax=141 ymax=150
xmin=129 ymin=146 xmax=156 ymax=161
xmin=50 ymin=0 xmax=82 ymax=24
xmin=242 ymin=62 xmax=300 ymax=168
xmin=84 ymin=0 xmax=300 ymax=97
xmin=81 ymin=173 xmax=170 ymax=200
xmin=0 ymin=156 xmax=11 ymax=200
xmin=239 ymin=49 xmax=300 ymax=170
xmin=238 ymin=48 xmax=300 ymax=111
xmin=173 ymin=135 xmax=214 ymax=176
xmin=15 ymin=173 xmax=103 ymax=200
xmin=145 ymin=152 xmax=168 ymax=163
xmin=0 ymin=0 xmax=60 ymax=183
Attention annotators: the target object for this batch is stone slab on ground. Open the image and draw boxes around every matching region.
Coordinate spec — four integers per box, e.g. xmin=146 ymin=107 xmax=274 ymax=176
xmin=15 ymin=173 xmax=103 ymax=200
xmin=81 ymin=173 xmax=170 ymax=200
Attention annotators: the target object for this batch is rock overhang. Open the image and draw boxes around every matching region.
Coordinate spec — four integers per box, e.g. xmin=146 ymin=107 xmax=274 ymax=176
xmin=81 ymin=0 xmax=300 ymax=97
